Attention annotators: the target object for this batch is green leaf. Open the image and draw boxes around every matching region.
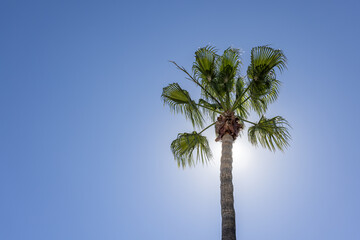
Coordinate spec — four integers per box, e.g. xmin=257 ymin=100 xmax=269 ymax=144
xmin=191 ymin=46 xmax=226 ymax=106
xmin=162 ymin=83 xmax=204 ymax=128
xmin=192 ymin=45 xmax=218 ymax=83
xmin=247 ymin=46 xmax=287 ymax=114
xmin=248 ymin=116 xmax=291 ymax=151
xmin=169 ymin=60 xmax=225 ymax=110
xmin=217 ymin=48 xmax=241 ymax=92
xmin=247 ymin=46 xmax=287 ymax=79
xmin=171 ymin=132 xmax=213 ymax=168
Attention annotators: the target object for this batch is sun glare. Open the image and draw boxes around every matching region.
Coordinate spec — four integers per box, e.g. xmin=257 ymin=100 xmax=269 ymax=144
xmin=208 ymin=137 xmax=253 ymax=174
xmin=232 ymin=138 xmax=253 ymax=172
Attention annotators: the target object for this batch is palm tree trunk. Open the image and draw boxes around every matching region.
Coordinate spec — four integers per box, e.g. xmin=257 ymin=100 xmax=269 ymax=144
xmin=220 ymin=133 xmax=236 ymax=240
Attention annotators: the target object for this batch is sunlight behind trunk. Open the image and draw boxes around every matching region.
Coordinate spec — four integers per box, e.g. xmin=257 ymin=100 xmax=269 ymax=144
xmin=209 ymin=137 xmax=253 ymax=173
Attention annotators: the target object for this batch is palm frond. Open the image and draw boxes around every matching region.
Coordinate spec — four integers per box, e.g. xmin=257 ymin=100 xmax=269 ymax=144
xmin=171 ymin=132 xmax=213 ymax=168
xmin=191 ymin=46 xmax=227 ymax=106
xmin=162 ymin=83 xmax=204 ymax=128
xmin=214 ymin=48 xmax=242 ymax=108
xmin=192 ymin=45 xmax=218 ymax=82
xmin=248 ymin=46 xmax=287 ymax=79
xmin=248 ymin=116 xmax=291 ymax=151
xmin=247 ymin=46 xmax=286 ymax=114
xmin=248 ymin=75 xmax=281 ymax=115
xmin=217 ymin=48 xmax=241 ymax=90
xmin=248 ymin=96 xmax=267 ymax=115
xmin=169 ymin=61 xmax=225 ymax=109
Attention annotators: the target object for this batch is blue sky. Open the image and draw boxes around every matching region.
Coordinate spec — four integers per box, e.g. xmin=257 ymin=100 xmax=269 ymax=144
xmin=1 ymin=0 xmax=360 ymax=239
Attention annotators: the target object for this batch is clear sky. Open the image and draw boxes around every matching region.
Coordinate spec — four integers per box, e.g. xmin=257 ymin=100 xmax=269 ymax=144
xmin=1 ymin=0 xmax=360 ymax=239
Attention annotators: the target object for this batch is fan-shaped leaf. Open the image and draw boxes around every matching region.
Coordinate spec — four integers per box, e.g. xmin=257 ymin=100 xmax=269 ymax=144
xmin=162 ymin=83 xmax=204 ymax=128
xmin=171 ymin=132 xmax=213 ymax=168
xmin=248 ymin=46 xmax=287 ymax=79
xmin=192 ymin=45 xmax=218 ymax=83
xmin=248 ymin=116 xmax=291 ymax=151
xmin=192 ymin=47 xmax=226 ymax=106
xmin=247 ymin=46 xmax=287 ymax=114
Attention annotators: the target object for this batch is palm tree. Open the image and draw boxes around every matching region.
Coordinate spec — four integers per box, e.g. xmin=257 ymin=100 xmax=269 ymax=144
xmin=161 ymin=45 xmax=291 ymax=240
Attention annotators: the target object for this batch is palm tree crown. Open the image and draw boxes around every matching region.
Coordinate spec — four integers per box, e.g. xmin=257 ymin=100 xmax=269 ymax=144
xmin=162 ymin=45 xmax=291 ymax=167
xmin=162 ymin=45 xmax=291 ymax=240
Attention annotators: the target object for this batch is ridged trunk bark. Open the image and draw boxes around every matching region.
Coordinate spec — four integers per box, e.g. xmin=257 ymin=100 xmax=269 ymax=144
xmin=220 ymin=133 xmax=236 ymax=240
